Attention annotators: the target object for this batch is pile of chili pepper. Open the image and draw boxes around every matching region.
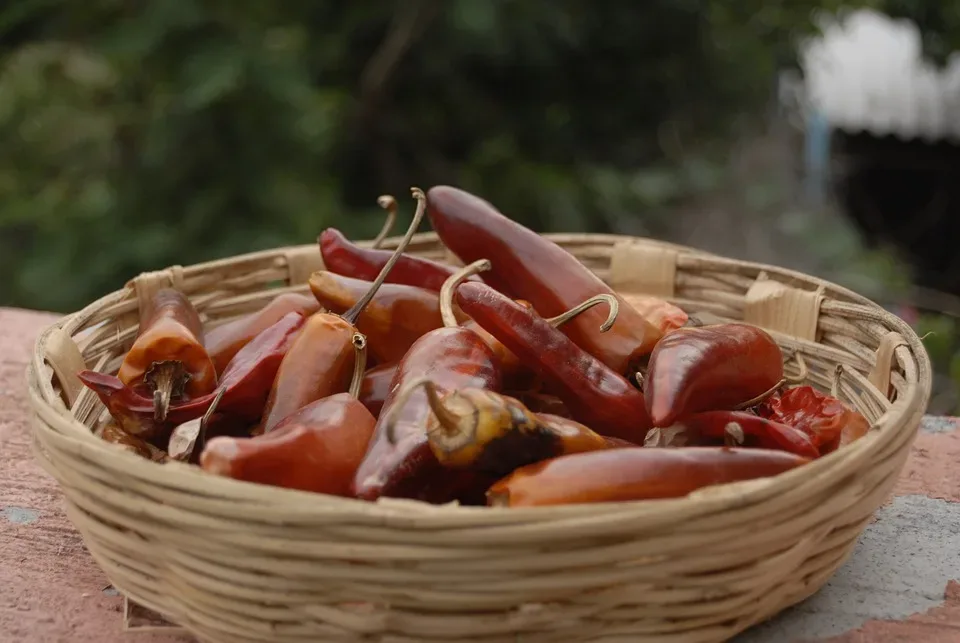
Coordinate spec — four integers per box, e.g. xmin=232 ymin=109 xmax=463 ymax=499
xmin=79 ymin=185 xmax=872 ymax=508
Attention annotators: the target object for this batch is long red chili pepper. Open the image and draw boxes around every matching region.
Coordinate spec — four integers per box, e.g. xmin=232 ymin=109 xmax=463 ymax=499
xmin=643 ymin=323 xmax=785 ymax=427
xmin=351 ymin=326 xmax=502 ymax=503
xmin=117 ymin=288 xmax=218 ymax=420
xmin=308 ymin=271 xmax=454 ymax=365
xmin=455 ymin=281 xmax=652 ymax=442
xmin=678 ymin=410 xmax=819 ymax=459
xmin=757 ymin=385 xmax=870 ymax=455
xmin=204 ymin=292 xmax=320 ymax=375
xmin=259 ymin=188 xmax=427 ymax=432
xmin=487 ymin=447 xmax=811 ymax=507
xmin=79 ymin=311 xmax=306 ymax=443
xmin=358 ymin=362 xmax=398 ymax=418
xmin=200 ymin=393 xmax=377 ymax=496
xmin=427 ymin=185 xmax=663 ymax=374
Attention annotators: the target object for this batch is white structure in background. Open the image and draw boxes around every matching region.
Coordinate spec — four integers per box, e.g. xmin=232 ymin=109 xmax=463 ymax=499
xmin=799 ymin=8 xmax=960 ymax=143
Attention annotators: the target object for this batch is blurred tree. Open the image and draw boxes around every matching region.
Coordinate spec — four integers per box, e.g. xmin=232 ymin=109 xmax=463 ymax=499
xmin=0 ymin=0 xmax=866 ymax=311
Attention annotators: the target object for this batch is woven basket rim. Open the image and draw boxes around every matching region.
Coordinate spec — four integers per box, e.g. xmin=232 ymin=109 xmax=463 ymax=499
xmin=27 ymin=232 xmax=933 ymax=524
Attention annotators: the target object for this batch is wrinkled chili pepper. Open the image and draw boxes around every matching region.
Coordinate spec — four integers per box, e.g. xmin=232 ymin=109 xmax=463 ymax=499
xmin=487 ymin=446 xmax=811 ymax=507
xmin=260 ymin=188 xmax=427 ymax=432
xmin=359 ymin=362 xmax=398 ymax=418
xmin=79 ymin=311 xmax=306 ymax=443
xmin=100 ymin=422 xmax=168 ymax=461
xmin=351 ymin=326 xmax=502 ymax=503
xmin=676 ymin=410 xmax=819 ymax=459
xmin=319 ymin=228 xmax=485 ymax=293
xmin=204 ymin=293 xmax=319 ymax=375
xmin=621 ymin=293 xmax=688 ymax=334
xmin=455 ymin=282 xmax=652 ymax=442
xmin=117 ymin=288 xmax=218 ymax=420
xmin=200 ymin=392 xmax=376 ymax=496
xmin=393 ymin=380 xmax=612 ymax=480
xmin=643 ymin=323 xmax=784 ymax=427
xmin=427 ymin=186 xmax=663 ymax=374
xmin=308 ymin=271 xmax=454 ymax=365
xmin=758 ymin=385 xmax=870 ymax=454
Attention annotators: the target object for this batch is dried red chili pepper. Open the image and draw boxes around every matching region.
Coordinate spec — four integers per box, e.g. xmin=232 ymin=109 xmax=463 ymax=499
xmin=510 ymin=391 xmax=572 ymax=419
xmin=100 ymin=421 xmax=168 ymax=461
xmin=359 ymin=362 xmax=398 ymax=418
xmin=308 ymin=271 xmax=453 ymax=365
xmin=455 ymin=282 xmax=652 ymax=442
xmin=117 ymin=288 xmax=218 ymax=420
xmin=621 ymin=293 xmax=688 ymax=334
xmin=643 ymin=323 xmax=784 ymax=427
xmin=204 ymin=293 xmax=319 ymax=375
xmin=676 ymin=410 xmax=819 ymax=459
xmin=757 ymin=385 xmax=869 ymax=454
xmin=427 ymin=185 xmax=663 ymax=374
xmin=487 ymin=446 xmax=811 ymax=507
xmin=200 ymin=392 xmax=377 ymax=496
xmin=79 ymin=311 xmax=306 ymax=443
xmin=260 ymin=188 xmax=427 ymax=432
xmin=351 ymin=326 xmax=502 ymax=503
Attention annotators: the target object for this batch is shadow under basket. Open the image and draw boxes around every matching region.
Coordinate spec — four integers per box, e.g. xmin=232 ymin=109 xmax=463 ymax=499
xmin=27 ymin=232 xmax=931 ymax=643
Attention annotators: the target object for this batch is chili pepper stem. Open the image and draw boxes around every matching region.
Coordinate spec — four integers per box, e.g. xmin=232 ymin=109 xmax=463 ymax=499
xmin=348 ymin=333 xmax=368 ymax=399
xmin=145 ymin=360 xmax=191 ymax=422
xmin=341 ymin=187 xmax=427 ymax=326
xmin=191 ymin=386 xmax=226 ymax=464
xmin=382 ymin=375 xmax=465 ymax=446
xmin=544 ymin=294 xmax=619 ymax=332
xmin=440 ymin=259 xmax=492 ymax=328
xmin=372 ymin=195 xmax=398 ymax=249
xmin=783 ymin=349 xmax=809 ymax=384
xmin=733 ymin=378 xmax=786 ymax=410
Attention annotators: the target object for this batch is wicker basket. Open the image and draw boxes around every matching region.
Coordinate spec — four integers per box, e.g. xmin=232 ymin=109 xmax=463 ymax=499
xmin=27 ymin=232 xmax=931 ymax=643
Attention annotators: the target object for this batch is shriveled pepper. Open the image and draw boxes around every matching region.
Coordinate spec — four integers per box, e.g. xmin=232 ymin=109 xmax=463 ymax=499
xmin=455 ymin=282 xmax=652 ymax=443
xmin=200 ymin=392 xmax=376 ymax=496
xmin=392 ymin=380 xmax=614 ymax=480
xmin=308 ymin=271 xmax=453 ymax=365
xmin=100 ymin=422 xmax=168 ymax=462
xmin=79 ymin=311 xmax=306 ymax=443
xmin=351 ymin=326 xmax=502 ymax=503
xmin=643 ymin=323 xmax=784 ymax=428
xmin=675 ymin=410 xmax=819 ymax=459
xmin=117 ymin=288 xmax=218 ymax=420
xmin=260 ymin=188 xmax=427 ymax=432
xmin=487 ymin=446 xmax=811 ymax=507
xmin=757 ymin=385 xmax=870 ymax=454
xmin=621 ymin=293 xmax=688 ymax=334
xmin=359 ymin=362 xmax=398 ymax=418
xmin=204 ymin=293 xmax=319 ymax=375
xmin=427 ymin=185 xmax=663 ymax=374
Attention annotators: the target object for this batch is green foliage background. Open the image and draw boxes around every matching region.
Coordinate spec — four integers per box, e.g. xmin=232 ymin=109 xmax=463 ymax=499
xmin=0 ymin=0 xmax=954 ymax=315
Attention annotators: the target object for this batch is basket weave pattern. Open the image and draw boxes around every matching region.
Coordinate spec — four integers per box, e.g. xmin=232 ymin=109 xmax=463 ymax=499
xmin=28 ymin=233 xmax=931 ymax=643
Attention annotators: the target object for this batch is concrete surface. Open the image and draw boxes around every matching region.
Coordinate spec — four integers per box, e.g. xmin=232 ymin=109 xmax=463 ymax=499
xmin=2 ymin=306 xmax=959 ymax=642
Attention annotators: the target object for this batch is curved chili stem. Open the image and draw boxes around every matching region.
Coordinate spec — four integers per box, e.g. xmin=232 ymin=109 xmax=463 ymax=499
xmin=194 ymin=385 xmax=226 ymax=461
xmin=544 ymin=293 xmax=619 ymax=332
xmin=782 ymin=349 xmax=809 ymax=384
xmin=382 ymin=376 xmax=459 ymax=445
xmin=348 ymin=333 xmax=368 ymax=399
xmin=439 ymin=259 xmax=492 ymax=328
xmin=342 ymin=187 xmax=426 ymax=325
xmin=372 ymin=195 xmax=398 ymax=249
xmin=733 ymin=378 xmax=786 ymax=410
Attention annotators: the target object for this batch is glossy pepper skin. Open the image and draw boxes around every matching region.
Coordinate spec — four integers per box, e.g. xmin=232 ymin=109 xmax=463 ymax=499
xmin=79 ymin=312 xmax=306 ymax=442
xmin=455 ymin=282 xmax=651 ymax=443
xmin=426 ymin=186 xmax=662 ymax=374
xmin=678 ymin=410 xmax=819 ymax=459
xmin=351 ymin=327 xmax=502 ymax=503
xmin=309 ymin=271 xmax=455 ymax=365
xmin=117 ymin=288 xmax=218 ymax=411
xmin=200 ymin=393 xmax=376 ymax=496
xmin=486 ymin=447 xmax=811 ymax=507
xmin=359 ymin=362 xmax=398 ymax=418
xmin=319 ymin=228 xmax=484 ymax=293
xmin=758 ymin=385 xmax=870 ymax=455
xmin=644 ymin=323 xmax=784 ymax=427
xmin=204 ymin=293 xmax=319 ymax=375
xmin=423 ymin=387 xmax=613 ymax=478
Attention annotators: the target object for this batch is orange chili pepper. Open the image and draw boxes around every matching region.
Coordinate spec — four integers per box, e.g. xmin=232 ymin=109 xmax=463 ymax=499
xmin=117 ymin=288 xmax=217 ymax=420
xmin=621 ymin=293 xmax=688 ymax=334
xmin=487 ymin=447 xmax=811 ymax=507
xmin=204 ymin=293 xmax=319 ymax=375
xmin=260 ymin=188 xmax=427 ymax=432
